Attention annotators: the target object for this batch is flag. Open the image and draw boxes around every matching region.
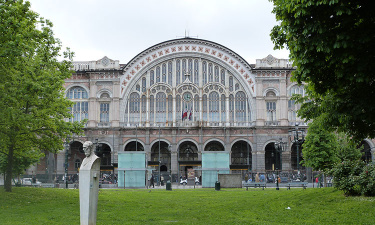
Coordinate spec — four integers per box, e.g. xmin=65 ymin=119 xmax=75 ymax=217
xmin=189 ymin=107 xmax=193 ymax=120
xmin=182 ymin=106 xmax=188 ymax=120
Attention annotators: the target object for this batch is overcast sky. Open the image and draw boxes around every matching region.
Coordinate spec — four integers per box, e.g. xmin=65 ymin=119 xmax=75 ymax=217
xmin=29 ymin=0 xmax=289 ymax=64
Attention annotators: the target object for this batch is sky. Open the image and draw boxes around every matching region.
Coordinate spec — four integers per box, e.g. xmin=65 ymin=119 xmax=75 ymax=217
xmin=29 ymin=0 xmax=289 ymax=65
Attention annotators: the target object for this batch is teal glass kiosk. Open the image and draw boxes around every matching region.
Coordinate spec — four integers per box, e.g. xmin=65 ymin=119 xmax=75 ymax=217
xmin=118 ymin=152 xmax=146 ymax=188
xmin=202 ymin=152 xmax=230 ymax=188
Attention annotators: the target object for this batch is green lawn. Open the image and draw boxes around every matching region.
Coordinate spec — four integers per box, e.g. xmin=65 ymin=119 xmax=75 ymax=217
xmin=0 ymin=187 xmax=374 ymax=224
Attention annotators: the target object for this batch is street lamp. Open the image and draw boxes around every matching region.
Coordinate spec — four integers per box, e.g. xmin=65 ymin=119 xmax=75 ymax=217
xmin=135 ymin=124 xmax=138 ymax=151
xmin=274 ymin=138 xmax=287 ymax=190
xmin=64 ymin=138 xmax=70 ymax=189
xmin=289 ymin=123 xmax=305 ymax=173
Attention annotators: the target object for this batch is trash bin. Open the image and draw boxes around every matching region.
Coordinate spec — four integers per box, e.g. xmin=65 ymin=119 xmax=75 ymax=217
xmin=215 ymin=181 xmax=220 ymax=191
xmin=166 ymin=181 xmax=172 ymax=191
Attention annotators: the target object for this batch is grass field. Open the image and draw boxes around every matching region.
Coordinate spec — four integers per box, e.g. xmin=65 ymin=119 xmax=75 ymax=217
xmin=0 ymin=187 xmax=374 ymax=224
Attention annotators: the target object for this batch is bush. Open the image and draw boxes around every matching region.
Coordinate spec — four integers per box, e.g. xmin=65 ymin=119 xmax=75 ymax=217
xmin=358 ymin=163 xmax=375 ymax=196
xmin=330 ymin=160 xmax=364 ymax=196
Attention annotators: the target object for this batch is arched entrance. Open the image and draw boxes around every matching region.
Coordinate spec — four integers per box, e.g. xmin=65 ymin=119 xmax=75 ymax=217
xmin=265 ymin=142 xmax=280 ymax=171
xmin=150 ymin=141 xmax=171 ymax=185
xmin=97 ymin=143 xmax=114 ymax=184
xmin=359 ymin=140 xmax=372 ymax=163
xmin=204 ymin=141 xmax=225 ymax=151
xmin=124 ymin=141 xmax=144 ymax=151
xmin=178 ymin=141 xmax=200 ymax=182
xmin=230 ymin=140 xmax=252 ymax=175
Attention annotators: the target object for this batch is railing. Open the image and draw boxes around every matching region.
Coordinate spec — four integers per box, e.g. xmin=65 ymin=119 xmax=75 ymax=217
xmin=118 ymin=121 xmax=256 ymax=128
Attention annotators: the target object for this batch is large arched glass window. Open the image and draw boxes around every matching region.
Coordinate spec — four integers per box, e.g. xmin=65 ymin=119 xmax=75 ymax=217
xmin=156 ymin=92 xmax=166 ymax=122
xmin=235 ymin=91 xmax=246 ymax=122
xmin=176 ymin=95 xmax=181 ymax=122
xmin=214 ymin=66 xmax=219 ymax=83
xmin=150 ymin=95 xmax=154 ymax=124
xmin=194 ymin=94 xmax=199 ymax=121
xmin=168 ymin=61 xmax=172 ymax=86
xmin=188 ymin=59 xmax=193 ymax=79
xmin=182 ymin=59 xmax=187 ymax=80
xmin=229 ymin=94 xmax=234 ymax=122
xmin=176 ymin=59 xmax=181 ymax=85
xmin=142 ymin=77 xmax=146 ymax=92
xmin=208 ymin=63 xmax=213 ymax=83
xmin=66 ymin=86 xmax=88 ymax=122
xmin=129 ymin=92 xmax=140 ymax=123
xmin=221 ymin=94 xmax=226 ymax=122
xmin=202 ymin=61 xmax=207 ymax=85
xmin=168 ymin=95 xmax=173 ymax=122
xmin=162 ymin=63 xmax=167 ymax=83
xmin=141 ymin=95 xmax=147 ymax=122
xmin=221 ymin=69 xmax=225 ymax=85
xmin=209 ymin=92 xmax=220 ymax=122
xmin=202 ymin=94 xmax=208 ymax=121
xmin=150 ymin=70 xmax=154 ymax=86
xmin=194 ymin=59 xmax=199 ymax=85
xmin=156 ymin=66 xmax=161 ymax=83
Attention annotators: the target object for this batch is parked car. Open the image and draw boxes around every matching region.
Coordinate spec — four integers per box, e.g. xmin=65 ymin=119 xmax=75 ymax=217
xmin=22 ymin=178 xmax=41 ymax=186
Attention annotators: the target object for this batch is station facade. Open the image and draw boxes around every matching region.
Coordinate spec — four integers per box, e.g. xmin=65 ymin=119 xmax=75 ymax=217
xmin=30 ymin=38 xmax=374 ymax=184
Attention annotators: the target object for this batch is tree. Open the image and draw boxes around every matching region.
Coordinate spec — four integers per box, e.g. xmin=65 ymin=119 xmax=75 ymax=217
xmin=270 ymin=0 xmax=375 ymax=140
xmin=0 ymin=0 xmax=83 ymax=192
xmin=301 ymin=117 xmax=339 ymax=172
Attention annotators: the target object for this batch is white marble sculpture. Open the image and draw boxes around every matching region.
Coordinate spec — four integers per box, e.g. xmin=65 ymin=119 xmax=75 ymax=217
xmin=79 ymin=141 xmax=101 ymax=225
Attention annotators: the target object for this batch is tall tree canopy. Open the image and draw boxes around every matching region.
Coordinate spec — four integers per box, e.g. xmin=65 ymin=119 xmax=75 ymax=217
xmin=302 ymin=117 xmax=338 ymax=172
xmin=0 ymin=0 xmax=83 ymax=192
xmin=270 ymin=0 xmax=375 ymax=140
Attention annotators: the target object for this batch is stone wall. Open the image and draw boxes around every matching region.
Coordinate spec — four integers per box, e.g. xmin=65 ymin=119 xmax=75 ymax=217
xmin=218 ymin=174 xmax=242 ymax=188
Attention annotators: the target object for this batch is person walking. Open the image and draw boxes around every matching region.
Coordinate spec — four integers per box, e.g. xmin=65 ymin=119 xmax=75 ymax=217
xmin=255 ymin=173 xmax=260 ymax=182
xmin=150 ymin=174 xmax=155 ymax=188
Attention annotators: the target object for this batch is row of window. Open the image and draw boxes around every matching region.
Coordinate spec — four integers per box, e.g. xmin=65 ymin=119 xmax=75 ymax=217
xmin=146 ymin=59 xmax=227 ymax=88
xmin=125 ymin=91 xmax=249 ymax=123
xmin=66 ymin=84 xmax=305 ymax=124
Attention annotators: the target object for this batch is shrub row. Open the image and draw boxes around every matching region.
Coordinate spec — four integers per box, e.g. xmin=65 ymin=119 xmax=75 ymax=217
xmin=331 ymin=161 xmax=375 ymax=196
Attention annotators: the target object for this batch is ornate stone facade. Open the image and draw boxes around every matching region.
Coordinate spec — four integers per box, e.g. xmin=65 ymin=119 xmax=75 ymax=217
xmin=29 ymin=38 xmax=374 ymax=183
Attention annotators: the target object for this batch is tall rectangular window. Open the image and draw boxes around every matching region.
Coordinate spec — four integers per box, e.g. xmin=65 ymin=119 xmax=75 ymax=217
xmin=266 ymin=102 xmax=276 ymax=121
xmin=100 ymin=103 xmax=110 ymax=122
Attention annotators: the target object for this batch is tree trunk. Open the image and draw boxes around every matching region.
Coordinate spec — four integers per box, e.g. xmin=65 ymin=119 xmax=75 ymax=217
xmin=4 ymin=145 xmax=14 ymax=192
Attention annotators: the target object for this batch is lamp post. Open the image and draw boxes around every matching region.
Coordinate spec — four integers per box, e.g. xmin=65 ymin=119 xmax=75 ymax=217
xmin=135 ymin=124 xmax=138 ymax=151
xmin=64 ymin=139 xmax=70 ymax=189
xmin=274 ymin=138 xmax=287 ymax=190
xmin=168 ymin=144 xmax=172 ymax=182
xmin=158 ymin=125 xmax=161 ymax=186
xmin=289 ymin=123 xmax=305 ymax=173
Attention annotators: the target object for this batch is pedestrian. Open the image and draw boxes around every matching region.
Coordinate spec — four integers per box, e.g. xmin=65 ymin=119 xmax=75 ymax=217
xmin=255 ymin=173 xmax=260 ymax=182
xmin=245 ymin=173 xmax=249 ymax=183
xmin=150 ymin=174 xmax=155 ymax=188
xmin=260 ymin=174 xmax=265 ymax=182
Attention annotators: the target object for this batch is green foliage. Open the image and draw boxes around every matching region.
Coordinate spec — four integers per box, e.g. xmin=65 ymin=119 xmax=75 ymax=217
xmin=0 ymin=0 xmax=84 ymax=191
xmin=330 ymin=160 xmax=364 ymax=196
xmin=270 ymin=0 xmax=375 ymax=140
xmin=301 ymin=117 xmax=338 ymax=171
xmin=335 ymin=132 xmax=362 ymax=161
xmin=1 ymin=188 xmax=375 ymax=224
xmin=358 ymin=163 xmax=375 ymax=196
